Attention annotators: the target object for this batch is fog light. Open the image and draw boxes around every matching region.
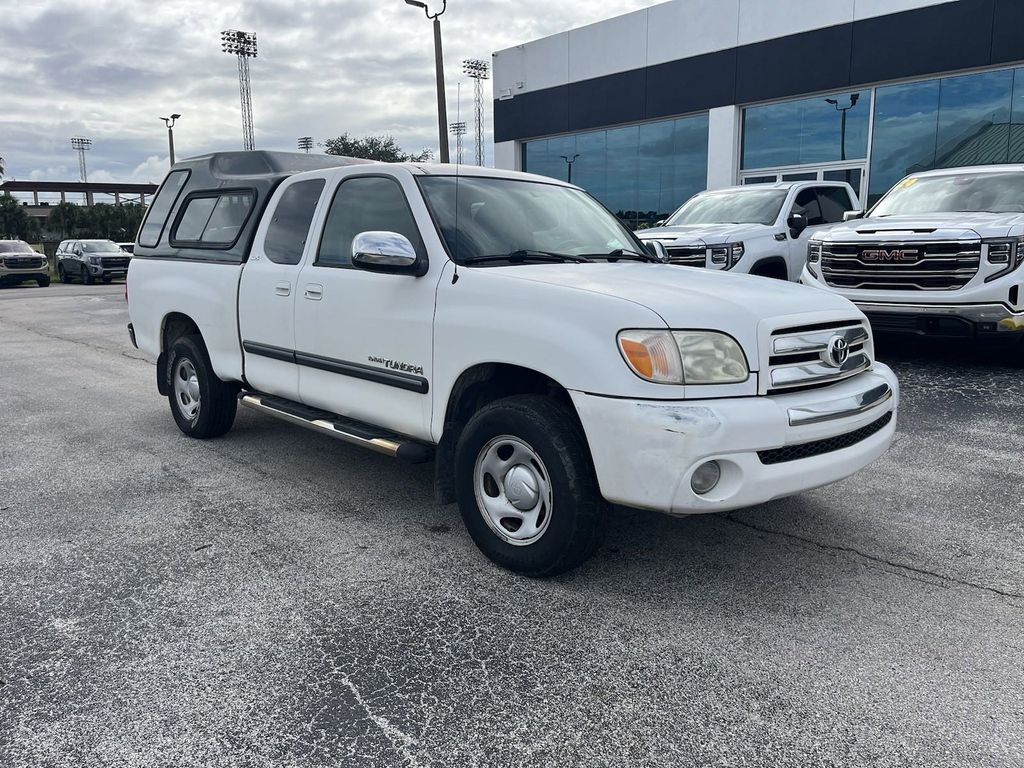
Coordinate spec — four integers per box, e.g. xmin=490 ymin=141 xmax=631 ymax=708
xmin=690 ymin=460 xmax=721 ymax=495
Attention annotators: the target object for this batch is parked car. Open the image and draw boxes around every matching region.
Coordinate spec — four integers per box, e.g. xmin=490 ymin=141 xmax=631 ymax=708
xmin=802 ymin=165 xmax=1024 ymax=340
xmin=128 ymin=151 xmax=898 ymax=576
xmin=0 ymin=240 xmax=49 ymax=287
xmin=637 ymin=181 xmax=859 ymax=281
xmin=56 ymin=239 xmax=131 ymax=284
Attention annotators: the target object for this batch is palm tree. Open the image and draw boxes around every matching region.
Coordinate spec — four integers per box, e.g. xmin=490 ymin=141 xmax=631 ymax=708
xmin=0 ymin=154 xmax=6 ymax=180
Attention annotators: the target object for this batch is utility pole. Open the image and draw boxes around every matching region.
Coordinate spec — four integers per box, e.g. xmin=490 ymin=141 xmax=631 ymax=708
xmin=160 ymin=114 xmax=181 ymax=166
xmin=221 ymin=29 xmax=258 ymax=150
xmin=405 ymin=1 xmax=449 ymax=163
xmin=70 ymin=137 xmax=92 ymax=182
xmin=298 ymin=137 xmax=314 ymax=153
xmin=463 ymin=58 xmax=490 ymax=166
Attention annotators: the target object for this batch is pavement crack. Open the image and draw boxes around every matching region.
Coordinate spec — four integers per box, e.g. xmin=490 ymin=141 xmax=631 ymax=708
xmin=339 ymin=675 xmax=423 ymax=767
xmin=724 ymin=514 xmax=1024 ymax=602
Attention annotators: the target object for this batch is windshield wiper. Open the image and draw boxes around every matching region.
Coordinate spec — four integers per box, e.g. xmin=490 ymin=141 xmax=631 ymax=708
xmin=581 ymin=248 xmax=659 ymax=263
xmin=461 ymin=249 xmax=590 ymax=265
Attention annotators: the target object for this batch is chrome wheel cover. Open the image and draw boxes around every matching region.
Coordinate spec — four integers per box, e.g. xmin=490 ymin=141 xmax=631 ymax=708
xmin=473 ymin=435 xmax=553 ymax=546
xmin=173 ymin=357 xmax=201 ymax=423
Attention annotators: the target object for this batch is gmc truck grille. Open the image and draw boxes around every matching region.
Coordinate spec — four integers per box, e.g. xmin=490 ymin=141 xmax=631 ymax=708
xmin=665 ymin=246 xmax=705 ymax=267
xmin=101 ymin=256 xmax=130 ymax=269
xmin=3 ymin=256 xmax=44 ymax=269
xmin=820 ymin=241 xmax=980 ymax=291
xmin=764 ymin=319 xmax=871 ymax=394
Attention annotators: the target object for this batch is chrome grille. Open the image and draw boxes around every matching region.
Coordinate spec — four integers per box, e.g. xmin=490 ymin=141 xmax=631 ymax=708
xmin=665 ymin=245 xmax=706 ymax=267
xmin=3 ymin=256 xmax=45 ymax=269
xmin=766 ymin=320 xmax=871 ymax=393
xmin=820 ymin=240 xmax=980 ymax=291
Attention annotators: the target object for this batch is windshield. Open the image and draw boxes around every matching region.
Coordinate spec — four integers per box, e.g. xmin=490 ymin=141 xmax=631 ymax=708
xmin=871 ymin=171 xmax=1024 ymax=217
xmin=82 ymin=241 xmax=122 ymax=253
xmin=0 ymin=241 xmax=33 ymax=253
xmin=665 ymin=189 xmax=788 ymax=226
xmin=418 ymin=176 xmax=644 ymax=264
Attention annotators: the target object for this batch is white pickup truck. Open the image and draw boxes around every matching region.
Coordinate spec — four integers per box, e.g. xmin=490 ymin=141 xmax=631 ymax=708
xmin=801 ymin=165 xmax=1024 ymax=340
xmin=637 ymin=181 xmax=859 ymax=281
xmin=127 ymin=151 xmax=898 ymax=576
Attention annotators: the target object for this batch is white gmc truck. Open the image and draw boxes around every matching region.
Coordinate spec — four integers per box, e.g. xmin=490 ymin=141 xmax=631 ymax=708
xmin=802 ymin=165 xmax=1024 ymax=340
xmin=637 ymin=181 xmax=859 ymax=281
xmin=127 ymin=151 xmax=898 ymax=576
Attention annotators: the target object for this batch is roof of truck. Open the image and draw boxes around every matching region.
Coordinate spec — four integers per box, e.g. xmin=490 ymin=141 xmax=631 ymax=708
xmin=174 ymin=150 xmax=376 ymax=179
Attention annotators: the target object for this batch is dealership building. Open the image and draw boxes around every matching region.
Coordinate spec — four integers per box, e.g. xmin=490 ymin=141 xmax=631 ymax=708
xmin=492 ymin=0 xmax=1024 ymax=227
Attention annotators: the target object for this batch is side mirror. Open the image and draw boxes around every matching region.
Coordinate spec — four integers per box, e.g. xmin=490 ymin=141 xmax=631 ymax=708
xmin=351 ymin=231 xmax=424 ymax=275
xmin=646 ymin=240 xmax=669 ymax=262
xmin=843 ymin=209 xmax=866 ymax=222
xmin=787 ymin=213 xmax=808 ymax=237
xmin=74 ymin=248 xmax=82 ymax=256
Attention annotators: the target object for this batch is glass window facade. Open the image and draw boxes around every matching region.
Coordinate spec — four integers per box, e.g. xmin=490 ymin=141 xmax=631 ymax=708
xmin=523 ymin=114 xmax=709 ymax=229
xmin=742 ymin=91 xmax=870 ymax=170
xmin=868 ymin=67 xmax=1024 ymax=204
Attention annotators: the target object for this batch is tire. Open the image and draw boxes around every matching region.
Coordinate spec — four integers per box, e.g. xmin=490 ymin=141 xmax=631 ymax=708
xmin=57 ymin=264 xmax=68 ymax=283
xmin=102 ymin=276 xmax=112 ymax=284
xmin=454 ymin=394 xmax=608 ymax=577
xmin=165 ymin=335 xmax=238 ymax=439
xmin=37 ymin=277 xmax=50 ymax=287
xmin=82 ymin=268 xmax=95 ymax=285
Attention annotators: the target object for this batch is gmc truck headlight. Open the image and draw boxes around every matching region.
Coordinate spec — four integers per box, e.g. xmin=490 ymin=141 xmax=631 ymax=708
xmin=807 ymin=241 xmax=823 ymax=263
xmin=618 ymin=330 xmax=749 ymax=385
xmin=89 ymin=256 xmax=101 ymax=265
xmin=708 ymin=242 xmax=744 ymax=269
xmin=983 ymin=237 xmax=1024 ymax=282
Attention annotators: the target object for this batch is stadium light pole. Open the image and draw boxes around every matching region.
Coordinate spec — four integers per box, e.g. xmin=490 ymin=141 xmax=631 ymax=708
xmin=298 ymin=136 xmax=314 ymax=153
xmin=70 ymin=137 xmax=92 ymax=183
xmin=404 ymin=0 xmax=450 ymax=163
xmin=160 ymin=114 xmax=181 ymax=166
xmin=221 ymin=29 xmax=258 ymax=150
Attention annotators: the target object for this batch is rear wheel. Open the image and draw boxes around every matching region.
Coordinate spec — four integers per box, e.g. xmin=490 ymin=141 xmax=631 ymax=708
xmin=166 ymin=335 xmax=238 ymax=438
xmin=454 ymin=394 xmax=607 ymax=577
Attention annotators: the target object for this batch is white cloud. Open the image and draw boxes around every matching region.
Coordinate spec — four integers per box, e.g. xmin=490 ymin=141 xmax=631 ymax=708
xmin=0 ymin=0 xmax=652 ymax=183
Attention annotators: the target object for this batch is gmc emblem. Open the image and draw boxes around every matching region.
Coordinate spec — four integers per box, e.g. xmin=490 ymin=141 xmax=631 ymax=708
xmin=861 ymin=249 xmax=919 ymax=262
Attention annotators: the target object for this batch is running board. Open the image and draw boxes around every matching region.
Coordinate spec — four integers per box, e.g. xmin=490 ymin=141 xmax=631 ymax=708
xmin=238 ymin=392 xmax=434 ymax=463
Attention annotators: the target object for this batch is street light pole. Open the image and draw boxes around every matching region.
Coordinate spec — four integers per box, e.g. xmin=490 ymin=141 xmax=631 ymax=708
xmin=825 ymin=93 xmax=860 ymax=162
xmin=560 ymin=153 xmax=580 ymax=184
xmin=405 ymin=0 xmax=450 ymax=163
xmin=160 ymin=114 xmax=181 ymax=166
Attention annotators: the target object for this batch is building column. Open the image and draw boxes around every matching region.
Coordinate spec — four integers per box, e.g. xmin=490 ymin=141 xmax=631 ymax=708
xmin=494 ymin=141 xmax=520 ymax=171
xmin=60 ymin=191 xmax=66 ymax=203
xmin=85 ymin=191 xmax=94 ymax=206
xmin=114 ymin=192 xmax=120 ymax=205
xmin=33 ymin=191 xmax=39 ymax=205
xmin=707 ymin=106 xmax=741 ymax=190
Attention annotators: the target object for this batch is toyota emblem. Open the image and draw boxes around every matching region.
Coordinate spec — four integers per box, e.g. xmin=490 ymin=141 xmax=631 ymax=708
xmin=825 ymin=336 xmax=850 ymax=368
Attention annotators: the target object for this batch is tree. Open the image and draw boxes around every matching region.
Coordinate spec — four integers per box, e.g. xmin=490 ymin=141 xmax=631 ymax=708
xmin=0 ymin=192 xmax=33 ymax=239
xmin=0 ymin=154 xmax=6 ymax=180
xmin=321 ymin=133 xmax=432 ymax=163
xmin=49 ymin=202 xmax=80 ymax=239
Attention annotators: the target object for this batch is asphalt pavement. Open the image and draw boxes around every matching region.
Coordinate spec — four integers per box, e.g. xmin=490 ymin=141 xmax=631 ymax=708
xmin=1 ymin=284 xmax=1022 ymax=767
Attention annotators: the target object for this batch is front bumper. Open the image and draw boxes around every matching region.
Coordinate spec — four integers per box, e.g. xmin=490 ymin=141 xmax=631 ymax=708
xmin=0 ymin=267 xmax=48 ymax=282
xmin=571 ymin=364 xmax=898 ymax=515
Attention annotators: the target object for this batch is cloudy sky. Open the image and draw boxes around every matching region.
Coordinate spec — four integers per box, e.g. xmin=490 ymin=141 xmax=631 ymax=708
xmin=0 ymin=0 xmax=652 ymax=186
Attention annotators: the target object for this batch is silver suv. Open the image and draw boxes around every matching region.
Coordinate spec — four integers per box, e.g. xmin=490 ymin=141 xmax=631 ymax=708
xmin=0 ymin=240 xmax=49 ymax=288
xmin=56 ymin=239 xmax=132 ymax=284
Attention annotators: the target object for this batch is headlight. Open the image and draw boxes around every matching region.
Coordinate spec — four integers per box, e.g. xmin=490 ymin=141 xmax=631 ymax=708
xmin=708 ymin=242 xmax=744 ymax=269
xmin=807 ymin=240 xmax=823 ymax=263
xmin=618 ymin=330 xmax=749 ymax=385
xmin=983 ymin=237 xmax=1024 ymax=282
xmin=89 ymin=256 xmax=101 ymax=265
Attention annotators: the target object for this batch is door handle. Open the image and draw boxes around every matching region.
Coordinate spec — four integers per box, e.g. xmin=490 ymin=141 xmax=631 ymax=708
xmin=274 ymin=281 xmax=291 ymax=297
xmin=304 ymin=284 xmax=323 ymax=300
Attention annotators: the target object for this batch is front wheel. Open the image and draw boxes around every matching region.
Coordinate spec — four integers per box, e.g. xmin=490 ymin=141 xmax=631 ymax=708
xmin=102 ymin=276 xmax=112 ymax=284
xmin=166 ymin=335 xmax=238 ymax=438
xmin=454 ymin=395 xmax=608 ymax=577
xmin=37 ymin=277 xmax=50 ymax=287
xmin=57 ymin=264 xmax=68 ymax=283
xmin=82 ymin=268 xmax=95 ymax=285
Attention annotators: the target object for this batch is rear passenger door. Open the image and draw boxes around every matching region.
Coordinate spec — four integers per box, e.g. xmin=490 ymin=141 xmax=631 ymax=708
xmin=238 ymin=176 xmax=327 ymax=400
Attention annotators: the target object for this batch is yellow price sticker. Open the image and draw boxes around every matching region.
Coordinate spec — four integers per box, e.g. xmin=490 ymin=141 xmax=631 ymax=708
xmin=899 ymin=177 xmax=918 ymax=188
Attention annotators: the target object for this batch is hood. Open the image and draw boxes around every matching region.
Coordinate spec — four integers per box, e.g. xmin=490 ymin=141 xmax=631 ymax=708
xmin=487 ymin=262 xmax=859 ymax=361
xmin=638 ymin=222 xmax=771 ymax=246
xmin=820 ymin=212 xmax=1024 ymax=241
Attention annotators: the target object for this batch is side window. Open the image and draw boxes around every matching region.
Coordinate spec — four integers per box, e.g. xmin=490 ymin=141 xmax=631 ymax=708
xmin=816 ymin=187 xmax=854 ymax=224
xmin=172 ymin=191 xmax=254 ymax=247
xmin=138 ymin=169 xmax=189 ymax=247
xmin=793 ymin=188 xmax=824 ymax=227
xmin=264 ymin=179 xmax=326 ymax=265
xmin=317 ymin=176 xmax=422 ymax=268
